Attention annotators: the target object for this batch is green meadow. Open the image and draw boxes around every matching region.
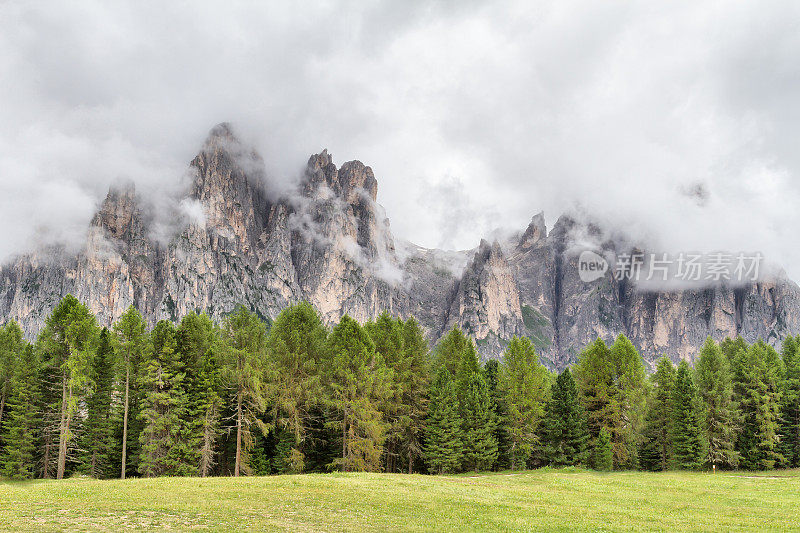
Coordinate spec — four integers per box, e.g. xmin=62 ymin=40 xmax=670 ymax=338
xmin=2 ymin=468 xmax=799 ymax=532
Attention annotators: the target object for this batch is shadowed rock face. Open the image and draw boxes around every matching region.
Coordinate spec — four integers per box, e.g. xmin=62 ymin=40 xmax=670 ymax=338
xmin=2 ymin=124 xmax=799 ymax=370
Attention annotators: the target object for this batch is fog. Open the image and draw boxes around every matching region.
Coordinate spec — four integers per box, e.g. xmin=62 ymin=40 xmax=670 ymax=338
xmin=2 ymin=1 xmax=799 ymax=279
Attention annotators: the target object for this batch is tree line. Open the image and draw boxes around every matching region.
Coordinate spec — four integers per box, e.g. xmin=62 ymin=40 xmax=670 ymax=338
xmin=0 ymin=295 xmax=798 ymax=480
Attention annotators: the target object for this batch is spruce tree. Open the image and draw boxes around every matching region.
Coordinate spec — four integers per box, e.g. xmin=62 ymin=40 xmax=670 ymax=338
xmin=639 ymin=358 xmax=675 ymax=471
xmin=695 ymin=338 xmax=739 ymax=469
xmin=484 ymin=359 xmax=511 ymax=470
xmin=0 ymin=321 xmax=24 ymax=433
xmin=460 ymin=371 xmax=498 ymax=471
xmin=670 ymin=360 xmax=704 ymax=469
xmin=779 ymin=335 xmax=800 ymax=467
xmin=176 ymin=312 xmax=220 ymax=477
xmin=80 ymin=328 xmax=115 ymax=478
xmin=424 ymin=368 xmax=464 ymax=474
xmin=398 ymin=317 xmax=430 ymax=474
xmin=594 ymin=427 xmax=613 ymax=471
xmin=733 ymin=342 xmax=784 ymax=469
xmin=498 ymin=337 xmax=548 ymax=469
xmin=0 ymin=345 xmax=41 ymax=480
xmin=138 ymin=320 xmax=193 ymax=477
xmin=541 ymin=368 xmax=589 ymax=466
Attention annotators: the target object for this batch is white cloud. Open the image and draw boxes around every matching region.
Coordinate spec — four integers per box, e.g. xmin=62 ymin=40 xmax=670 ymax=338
xmin=1 ymin=1 xmax=800 ymax=280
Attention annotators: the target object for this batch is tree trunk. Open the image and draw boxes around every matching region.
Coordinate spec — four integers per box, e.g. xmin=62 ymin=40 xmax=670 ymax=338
xmin=235 ymin=392 xmax=243 ymax=477
xmin=120 ymin=361 xmax=131 ymax=479
xmin=0 ymin=391 xmax=6 ymax=426
xmin=121 ymin=366 xmax=130 ymax=480
xmin=341 ymin=410 xmax=347 ymax=472
xmin=511 ymin=442 xmax=517 ymax=471
xmin=57 ymin=374 xmax=70 ymax=480
xmin=408 ymin=453 xmax=413 ymax=475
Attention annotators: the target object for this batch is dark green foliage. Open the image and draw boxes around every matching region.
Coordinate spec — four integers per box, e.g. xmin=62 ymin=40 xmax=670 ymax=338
xmin=594 ymin=427 xmax=613 ymax=471
xmin=80 ymin=329 xmax=115 ymax=478
xmin=670 ymin=361 xmax=704 ymax=469
xmin=460 ymin=371 xmax=498 ymax=471
xmin=483 ymin=359 xmax=511 ymax=470
xmin=433 ymin=327 xmax=477 ymax=377
xmin=0 ymin=345 xmax=41 ymax=479
xmin=733 ymin=342 xmax=784 ymax=470
xmin=639 ymin=358 xmax=675 ymax=471
xmin=541 ymin=368 xmax=589 ymax=466
xmin=695 ymin=338 xmax=739 ymax=469
xmin=779 ymin=336 xmax=800 ymax=467
xmin=424 ymin=368 xmax=463 ymax=474
xmin=138 ymin=320 xmax=194 ymax=477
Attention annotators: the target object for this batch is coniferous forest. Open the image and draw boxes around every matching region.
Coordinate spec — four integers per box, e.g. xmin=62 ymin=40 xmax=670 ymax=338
xmin=1 ymin=295 xmax=799 ymax=480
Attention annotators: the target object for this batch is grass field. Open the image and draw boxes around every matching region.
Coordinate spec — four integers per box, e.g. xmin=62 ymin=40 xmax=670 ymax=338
xmin=1 ymin=468 xmax=799 ymax=532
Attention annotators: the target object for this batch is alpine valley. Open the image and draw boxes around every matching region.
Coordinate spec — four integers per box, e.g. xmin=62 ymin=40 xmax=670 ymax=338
xmin=2 ymin=124 xmax=799 ymax=370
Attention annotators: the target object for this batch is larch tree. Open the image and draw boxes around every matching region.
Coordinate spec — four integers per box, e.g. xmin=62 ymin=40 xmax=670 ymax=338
xmin=326 ymin=315 xmax=390 ymax=472
xmin=0 ymin=321 xmax=24 ymax=430
xmin=39 ymin=295 xmax=98 ymax=480
xmin=112 ymin=305 xmax=147 ymax=479
xmin=265 ymin=302 xmax=328 ymax=474
xmin=498 ymin=336 xmax=548 ymax=469
xmin=218 ymin=306 xmax=269 ymax=477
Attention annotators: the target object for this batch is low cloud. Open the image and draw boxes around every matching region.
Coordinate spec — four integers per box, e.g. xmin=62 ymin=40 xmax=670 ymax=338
xmin=2 ymin=1 xmax=800 ymax=281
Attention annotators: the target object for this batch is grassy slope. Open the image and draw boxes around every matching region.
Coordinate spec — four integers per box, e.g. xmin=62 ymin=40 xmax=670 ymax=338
xmin=1 ymin=469 xmax=799 ymax=532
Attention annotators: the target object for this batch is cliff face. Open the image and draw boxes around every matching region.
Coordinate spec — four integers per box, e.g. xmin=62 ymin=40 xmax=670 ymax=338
xmin=2 ymin=124 xmax=799 ymax=369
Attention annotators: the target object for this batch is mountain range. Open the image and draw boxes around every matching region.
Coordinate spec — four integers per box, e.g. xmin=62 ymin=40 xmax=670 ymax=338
xmin=2 ymin=123 xmax=798 ymax=370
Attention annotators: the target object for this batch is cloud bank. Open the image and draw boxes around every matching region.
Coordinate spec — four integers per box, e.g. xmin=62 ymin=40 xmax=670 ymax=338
xmin=1 ymin=1 xmax=800 ymax=279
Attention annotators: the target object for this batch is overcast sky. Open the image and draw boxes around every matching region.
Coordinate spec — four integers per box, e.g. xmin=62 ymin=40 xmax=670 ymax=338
xmin=2 ymin=1 xmax=800 ymax=279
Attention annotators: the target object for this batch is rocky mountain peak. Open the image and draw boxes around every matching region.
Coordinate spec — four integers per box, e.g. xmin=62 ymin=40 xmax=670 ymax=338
xmin=518 ymin=212 xmax=547 ymax=249
xmin=90 ymin=182 xmax=144 ymax=242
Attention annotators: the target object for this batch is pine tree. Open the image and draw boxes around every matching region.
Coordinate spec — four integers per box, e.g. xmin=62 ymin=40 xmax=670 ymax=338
xmin=424 ymin=368 xmax=463 ymax=474
xmin=594 ymin=427 xmax=613 ymax=471
xmin=779 ymin=335 xmax=800 ymax=467
xmin=460 ymin=371 xmax=498 ymax=471
xmin=218 ymin=306 xmax=269 ymax=477
xmin=733 ymin=342 xmax=784 ymax=469
xmin=541 ymin=368 xmax=589 ymax=466
xmin=639 ymin=358 xmax=675 ymax=471
xmin=670 ymin=361 xmax=704 ymax=469
xmin=498 ymin=337 xmax=548 ymax=469
xmin=138 ymin=320 xmax=193 ymax=477
xmin=265 ymin=302 xmax=328 ymax=474
xmin=695 ymin=338 xmax=739 ymax=469
xmin=112 ymin=305 xmax=147 ymax=479
xmin=80 ymin=328 xmax=115 ymax=478
xmin=326 ymin=315 xmax=389 ymax=472
xmin=0 ymin=345 xmax=41 ymax=480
